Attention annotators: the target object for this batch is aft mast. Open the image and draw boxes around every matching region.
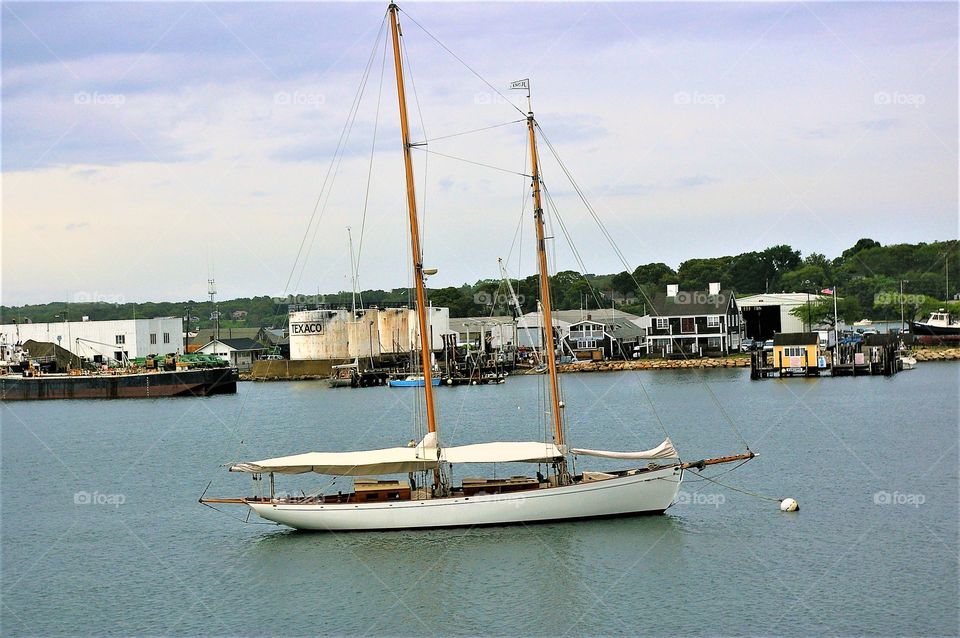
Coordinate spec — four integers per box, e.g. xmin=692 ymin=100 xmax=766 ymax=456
xmin=524 ymin=84 xmax=569 ymax=482
xmin=389 ymin=5 xmax=440 ymax=449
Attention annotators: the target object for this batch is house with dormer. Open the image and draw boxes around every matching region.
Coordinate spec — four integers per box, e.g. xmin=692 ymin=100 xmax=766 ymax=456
xmin=643 ymin=283 xmax=743 ymax=356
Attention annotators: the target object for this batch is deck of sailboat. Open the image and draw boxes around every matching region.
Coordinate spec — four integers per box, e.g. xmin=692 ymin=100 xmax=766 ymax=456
xmin=203 ymin=463 xmax=680 ymax=507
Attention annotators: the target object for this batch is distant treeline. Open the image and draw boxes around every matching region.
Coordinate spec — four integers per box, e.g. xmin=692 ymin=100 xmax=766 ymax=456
xmin=3 ymin=239 xmax=957 ymax=329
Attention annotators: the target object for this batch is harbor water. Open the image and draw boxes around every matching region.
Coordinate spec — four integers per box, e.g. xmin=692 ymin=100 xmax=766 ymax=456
xmin=2 ymin=364 xmax=958 ymax=636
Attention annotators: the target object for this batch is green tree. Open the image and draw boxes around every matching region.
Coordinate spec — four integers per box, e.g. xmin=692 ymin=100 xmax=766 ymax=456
xmin=779 ymin=265 xmax=827 ymax=293
xmin=789 ymin=296 xmax=862 ymax=328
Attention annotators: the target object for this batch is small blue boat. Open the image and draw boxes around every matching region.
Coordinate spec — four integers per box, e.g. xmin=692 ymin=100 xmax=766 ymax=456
xmin=388 ymin=375 xmax=441 ymax=388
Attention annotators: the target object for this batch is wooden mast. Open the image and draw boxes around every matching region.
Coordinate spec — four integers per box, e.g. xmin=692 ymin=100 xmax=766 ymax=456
xmin=389 ymin=4 xmax=438 ymax=438
xmin=527 ymin=104 xmax=568 ymax=476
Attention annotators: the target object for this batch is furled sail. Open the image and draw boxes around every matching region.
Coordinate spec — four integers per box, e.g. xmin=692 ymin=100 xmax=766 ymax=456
xmin=570 ymin=438 xmax=678 ymax=460
xmin=230 ymin=433 xmax=439 ymax=476
xmin=441 ymin=441 xmax=565 ymax=465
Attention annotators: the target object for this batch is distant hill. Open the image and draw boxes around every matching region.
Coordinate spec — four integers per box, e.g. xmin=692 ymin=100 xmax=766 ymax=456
xmin=3 ymin=239 xmax=956 ymax=327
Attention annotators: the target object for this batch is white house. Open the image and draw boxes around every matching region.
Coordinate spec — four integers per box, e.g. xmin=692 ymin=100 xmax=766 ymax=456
xmin=0 ymin=317 xmax=183 ymax=364
xmin=515 ymin=308 xmax=646 ymax=349
xmin=197 ymin=338 xmax=265 ymax=371
xmin=448 ymin=316 xmax=516 ymax=350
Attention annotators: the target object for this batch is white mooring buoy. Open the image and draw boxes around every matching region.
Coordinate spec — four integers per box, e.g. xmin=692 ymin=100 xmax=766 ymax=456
xmin=780 ymin=498 xmax=799 ymax=512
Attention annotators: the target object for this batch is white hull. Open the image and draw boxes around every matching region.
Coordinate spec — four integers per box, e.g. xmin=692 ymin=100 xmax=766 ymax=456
xmin=248 ymin=466 xmax=683 ymax=531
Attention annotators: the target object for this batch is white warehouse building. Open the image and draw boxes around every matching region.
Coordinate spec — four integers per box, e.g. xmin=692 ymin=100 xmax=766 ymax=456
xmin=289 ymin=307 xmax=452 ymax=361
xmin=0 ymin=317 xmax=184 ymax=364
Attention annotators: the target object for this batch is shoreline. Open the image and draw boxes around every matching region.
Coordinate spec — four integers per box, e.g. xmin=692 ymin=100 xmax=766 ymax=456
xmin=241 ymin=347 xmax=960 ymax=380
xmin=528 ymin=346 xmax=960 ymax=374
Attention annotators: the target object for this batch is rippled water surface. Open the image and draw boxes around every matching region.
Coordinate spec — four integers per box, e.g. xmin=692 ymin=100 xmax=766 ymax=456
xmin=3 ymin=364 xmax=958 ymax=635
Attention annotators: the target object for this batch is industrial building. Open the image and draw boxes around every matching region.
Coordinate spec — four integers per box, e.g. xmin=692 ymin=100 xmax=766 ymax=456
xmin=288 ymin=307 xmax=452 ymax=361
xmin=0 ymin=317 xmax=184 ymax=364
xmin=738 ymin=293 xmax=827 ymax=341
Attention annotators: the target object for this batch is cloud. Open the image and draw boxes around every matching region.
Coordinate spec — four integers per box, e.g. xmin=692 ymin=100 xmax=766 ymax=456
xmin=1 ymin=2 xmax=956 ymax=305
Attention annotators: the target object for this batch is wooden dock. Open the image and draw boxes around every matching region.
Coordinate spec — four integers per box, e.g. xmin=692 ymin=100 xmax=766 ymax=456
xmin=751 ymin=334 xmax=902 ymax=379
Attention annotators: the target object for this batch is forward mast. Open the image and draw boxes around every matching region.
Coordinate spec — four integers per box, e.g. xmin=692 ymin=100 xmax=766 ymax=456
xmin=389 ymin=4 xmax=438 ymax=445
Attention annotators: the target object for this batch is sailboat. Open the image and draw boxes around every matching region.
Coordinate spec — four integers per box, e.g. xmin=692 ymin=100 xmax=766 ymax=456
xmin=201 ymin=3 xmax=753 ymax=531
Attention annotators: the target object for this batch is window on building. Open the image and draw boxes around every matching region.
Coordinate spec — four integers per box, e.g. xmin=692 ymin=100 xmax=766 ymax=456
xmin=707 ymin=337 xmax=721 ymax=349
xmin=680 ymin=317 xmax=695 ymax=333
xmin=150 ymin=333 xmax=157 ymax=345
xmin=115 ymin=335 xmax=125 ymax=345
xmin=707 ymin=315 xmax=720 ymax=328
xmin=656 ymin=317 xmax=668 ymax=330
xmin=163 ymin=332 xmax=170 ymax=344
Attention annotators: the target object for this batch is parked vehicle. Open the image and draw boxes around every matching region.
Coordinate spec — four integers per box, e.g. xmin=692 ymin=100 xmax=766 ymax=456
xmin=740 ymin=338 xmax=755 ymax=352
xmin=763 ymin=339 xmax=774 ymax=352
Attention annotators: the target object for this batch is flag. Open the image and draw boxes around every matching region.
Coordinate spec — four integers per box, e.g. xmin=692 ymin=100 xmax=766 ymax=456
xmin=821 ymin=288 xmax=834 ymax=295
xmin=510 ymin=79 xmax=529 ymax=90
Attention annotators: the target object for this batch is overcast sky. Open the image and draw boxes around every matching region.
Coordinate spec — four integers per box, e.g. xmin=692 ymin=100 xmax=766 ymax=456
xmin=3 ymin=1 xmax=957 ymax=306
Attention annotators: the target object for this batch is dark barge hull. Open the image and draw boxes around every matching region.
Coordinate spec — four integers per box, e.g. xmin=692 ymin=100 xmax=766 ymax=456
xmin=0 ymin=368 xmax=239 ymax=401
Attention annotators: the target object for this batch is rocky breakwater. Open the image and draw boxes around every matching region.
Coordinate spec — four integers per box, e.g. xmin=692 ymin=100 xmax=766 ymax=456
xmin=524 ymin=357 xmax=752 ymax=374
xmin=912 ymin=347 xmax=960 ymax=362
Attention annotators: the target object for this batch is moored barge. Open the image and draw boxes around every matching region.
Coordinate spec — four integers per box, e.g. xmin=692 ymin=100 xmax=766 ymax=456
xmin=0 ymin=367 xmax=239 ymax=401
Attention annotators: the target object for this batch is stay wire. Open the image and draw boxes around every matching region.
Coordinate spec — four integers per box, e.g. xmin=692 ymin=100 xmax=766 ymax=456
xmin=296 ymin=31 xmax=383 ymax=293
xmin=541 ymin=181 xmax=607 ymax=314
xmin=414 ymin=119 xmax=526 ymax=145
xmin=399 ymin=23 xmax=430 ymax=247
xmin=397 ymin=6 xmax=527 ymax=118
xmin=283 ymin=11 xmax=388 ymax=297
xmin=409 ymin=146 xmax=530 ymax=178
xmin=535 ymin=121 xmax=752 ymax=452
xmin=686 ymin=460 xmax=780 ymax=503
xmin=355 ymin=25 xmax=391 ymax=308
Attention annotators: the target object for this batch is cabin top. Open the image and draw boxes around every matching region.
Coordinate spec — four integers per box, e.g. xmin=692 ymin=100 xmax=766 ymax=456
xmin=773 ymin=332 xmax=819 ymax=346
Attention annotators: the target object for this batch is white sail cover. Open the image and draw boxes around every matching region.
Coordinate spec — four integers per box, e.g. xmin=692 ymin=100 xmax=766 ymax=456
xmin=230 ymin=433 xmax=439 ymax=476
xmin=442 ymin=441 xmax=565 ymax=465
xmin=570 ymin=437 xmax=678 ymax=460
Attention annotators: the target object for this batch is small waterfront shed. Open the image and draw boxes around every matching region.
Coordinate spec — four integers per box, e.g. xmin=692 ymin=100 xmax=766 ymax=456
xmin=772 ymin=333 xmax=819 ymax=372
xmin=197 ymin=338 xmax=265 ymax=371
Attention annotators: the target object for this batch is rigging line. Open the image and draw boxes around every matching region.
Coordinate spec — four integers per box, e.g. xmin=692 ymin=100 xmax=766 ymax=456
xmin=541 ymin=181 xmax=607 ymax=315
xmin=503 ymin=206 xmax=527 ymax=289
xmin=413 ymin=119 xmax=526 ymax=145
xmin=536 ymin=123 xmax=633 ymax=275
xmin=283 ymin=11 xmax=388 ymax=297
xmin=355 ymin=25 xmax=391 ymax=309
xmin=537 ymin=122 xmax=752 ymax=452
xmin=398 ymin=24 xmax=430 ymax=249
xmin=295 ymin=30 xmax=383 ymax=293
xmin=397 ymin=6 xmax=527 ymax=118
xmin=633 ymin=374 xmax=673 ymax=446
xmin=686 ymin=461 xmax=779 ymax=502
xmin=537 ymin=122 xmax=672 ymax=342
xmin=538 ymin=154 xmax=559 ymax=278
xmin=409 ymin=146 xmax=532 ymax=178
xmin=514 ymin=143 xmax=530 ymax=306
xmin=682 ymin=458 xmax=751 ymax=484
xmin=505 ymin=143 xmax=530 ymax=267
xmin=199 ymin=501 xmax=276 ymax=525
